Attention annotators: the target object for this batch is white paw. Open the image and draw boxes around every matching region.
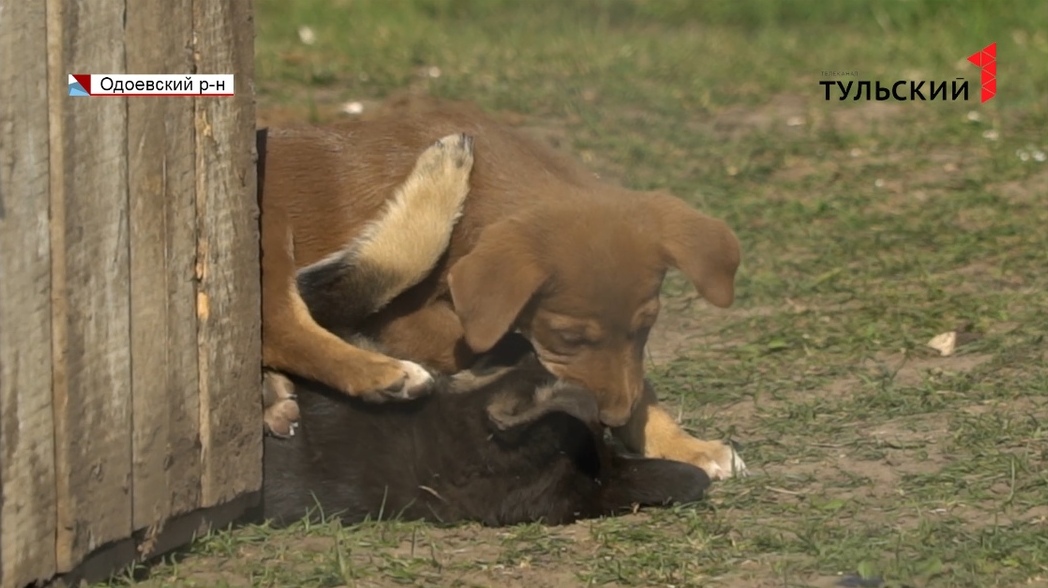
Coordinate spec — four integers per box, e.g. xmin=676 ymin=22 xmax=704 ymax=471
xmin=705 ymin=444 xmax=748 ymax=480
xmin=398 ymin=360 xmax=435 ymax=396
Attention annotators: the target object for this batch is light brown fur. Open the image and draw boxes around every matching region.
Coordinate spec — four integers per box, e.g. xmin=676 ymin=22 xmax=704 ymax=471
xmin=263 ymin=98 xmax=746 ymax=477
xmin=259 ymin=130 xmax=475 ymax=436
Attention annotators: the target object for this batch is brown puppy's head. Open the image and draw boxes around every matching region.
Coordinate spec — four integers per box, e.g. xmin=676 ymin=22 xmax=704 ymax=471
xmin=448 ymin=191 xmax=740 ymax=427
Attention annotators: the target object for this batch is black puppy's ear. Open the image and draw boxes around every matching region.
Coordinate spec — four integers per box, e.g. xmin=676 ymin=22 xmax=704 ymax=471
xmin=486 ymin=381 xmax=600 ymax=431
xmin=597 ymin=458 xmax=711 ymax=514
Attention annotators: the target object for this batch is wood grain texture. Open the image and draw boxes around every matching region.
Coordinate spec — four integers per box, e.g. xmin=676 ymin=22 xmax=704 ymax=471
xmin=0 ymin=2 xmax=58 ymax=586
xmin=125 ymin=0 xmax=202 ymax=537
xmin=192 ymin=0 xmax=263 ymax=507
xmin=3 ymin=0 xmax=259 ymax=580
xmin=46 ymin=0 xmax=134 ymax=571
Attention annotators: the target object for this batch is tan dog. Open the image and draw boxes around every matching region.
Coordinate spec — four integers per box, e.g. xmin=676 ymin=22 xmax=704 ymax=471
xmin=264 ymin=99 xmax=745 ymax=478
xmin=259 ymin=129 xmax=475 ymax=436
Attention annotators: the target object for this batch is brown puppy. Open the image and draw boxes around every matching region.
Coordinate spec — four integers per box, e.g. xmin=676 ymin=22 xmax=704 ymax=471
xmin=264 ymin=99 xmax=745 ymax=478
xmin=259 ymin=128 xmax=475 ymax=435
xmin=264 ymin=214 xmax=710 ymax=525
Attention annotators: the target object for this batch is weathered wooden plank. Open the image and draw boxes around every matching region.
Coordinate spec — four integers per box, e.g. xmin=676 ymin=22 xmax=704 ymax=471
xmin=192 ymin=0 xmax=263 ymax=507
xmin=46 ymin=0 xmax=134 ymax=571
xmin=125 ymin=0 xmax=202 ymax=538
xmin=0 ymin=2 xmax=58 ymax=586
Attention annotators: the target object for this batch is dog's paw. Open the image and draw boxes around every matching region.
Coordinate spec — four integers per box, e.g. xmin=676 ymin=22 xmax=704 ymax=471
xmin=264 ymin=397 xmax=301 ymax=438
xmin=360 ymin=359 xmax=436 ymax=402
xmin=424 ymin=132 xmax=474 ymax=171
xmin=391 ymin=360 xmax=435 ymax=398
xmin=703 ymin=442 xmax=748 ymax=480
xmin=682 ymin=441 xmax=747 ymax=481
xmin=409 ymin=133 xmax=474 ymax=207
xmin=263 ymin=371 xmax=300 ymax=439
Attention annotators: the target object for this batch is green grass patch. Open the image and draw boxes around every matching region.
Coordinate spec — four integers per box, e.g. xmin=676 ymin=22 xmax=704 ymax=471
xmin=104 ymin=1 xmax=1048 ymax=586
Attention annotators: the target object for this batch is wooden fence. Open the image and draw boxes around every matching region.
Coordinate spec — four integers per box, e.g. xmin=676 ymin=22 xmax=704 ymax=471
xmin=0 ymin=0 xmax=261 ymax=585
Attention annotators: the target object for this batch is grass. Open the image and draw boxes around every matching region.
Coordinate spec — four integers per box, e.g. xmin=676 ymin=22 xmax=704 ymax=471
xmin=105 ymin=1 xmax=1048 ymax=586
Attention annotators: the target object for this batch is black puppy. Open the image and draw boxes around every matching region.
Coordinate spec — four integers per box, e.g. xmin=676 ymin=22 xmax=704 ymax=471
xmin=260 ymin=336 xmax=711 ymax=527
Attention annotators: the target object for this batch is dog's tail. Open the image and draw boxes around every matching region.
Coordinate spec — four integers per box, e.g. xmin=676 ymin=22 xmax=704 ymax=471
xmin=295 ymin=133 xmax=474 ymax=329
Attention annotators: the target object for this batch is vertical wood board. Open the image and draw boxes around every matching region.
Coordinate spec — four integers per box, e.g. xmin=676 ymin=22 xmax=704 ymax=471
xmin=125 ymin=0 xmax=203 ymax=537
xmin=47 ymin=0 xmax=134 ymax=570
xmin=0 ymin=1 xmax=58 ymax=585
xmin=192 ymin=0 xmax=263 ymax=508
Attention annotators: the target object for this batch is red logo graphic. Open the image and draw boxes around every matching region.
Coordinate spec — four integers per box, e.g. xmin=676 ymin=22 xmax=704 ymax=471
xmin=966 ymin=43 xmax=996 ymax=103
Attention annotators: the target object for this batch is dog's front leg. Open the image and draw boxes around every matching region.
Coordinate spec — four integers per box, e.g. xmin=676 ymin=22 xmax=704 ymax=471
xmin=611 ymin=380 xmax=747 ymax=480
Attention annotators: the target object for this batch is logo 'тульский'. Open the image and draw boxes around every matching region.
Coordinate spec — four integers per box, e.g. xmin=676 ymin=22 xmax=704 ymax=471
xmin=966 ymin=43 xmax=996 ymax=103
xmin=820 ymin=43 xmax=996 ymax=103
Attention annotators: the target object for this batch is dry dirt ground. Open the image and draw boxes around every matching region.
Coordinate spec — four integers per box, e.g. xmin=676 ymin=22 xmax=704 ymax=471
xmin=103 ymin=85 xmax=1048 ymax=587
xmin=105 ymin=0 xmax=1048 ymax=579
xmin=115 ymin=304 xmax=1035 ymax=587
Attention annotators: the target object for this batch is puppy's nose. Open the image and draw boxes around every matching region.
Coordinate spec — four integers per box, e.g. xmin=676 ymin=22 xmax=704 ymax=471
xmin=598 ymin=407 xmax=631 ymax=428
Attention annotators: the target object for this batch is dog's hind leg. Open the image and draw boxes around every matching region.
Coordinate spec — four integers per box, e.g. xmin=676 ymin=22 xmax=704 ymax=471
xmin=262 ymin=133 xmax=474 ymax=412
xmin=297 ymin=133 xmax=475 ymax=330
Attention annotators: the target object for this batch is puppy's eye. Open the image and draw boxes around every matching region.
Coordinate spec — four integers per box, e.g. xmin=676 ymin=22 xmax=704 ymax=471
xmin=556 ymin=330 xmax=589 ymax=347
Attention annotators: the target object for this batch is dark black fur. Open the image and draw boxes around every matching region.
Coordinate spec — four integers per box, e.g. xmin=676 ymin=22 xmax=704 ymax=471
xmin=260 ymin=349 xmax=710 ymax=527
xmin=295 ymin=252 xmax=402 ymax=330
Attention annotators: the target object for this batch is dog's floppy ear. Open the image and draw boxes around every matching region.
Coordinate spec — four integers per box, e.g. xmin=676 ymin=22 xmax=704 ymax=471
xmin=646 ymin=192 xmax=740 ymax=308
xmin=448 ymin=219 xmax=547 ymax=353
xmin=487 ymin=381 xmax=600 ymax=431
